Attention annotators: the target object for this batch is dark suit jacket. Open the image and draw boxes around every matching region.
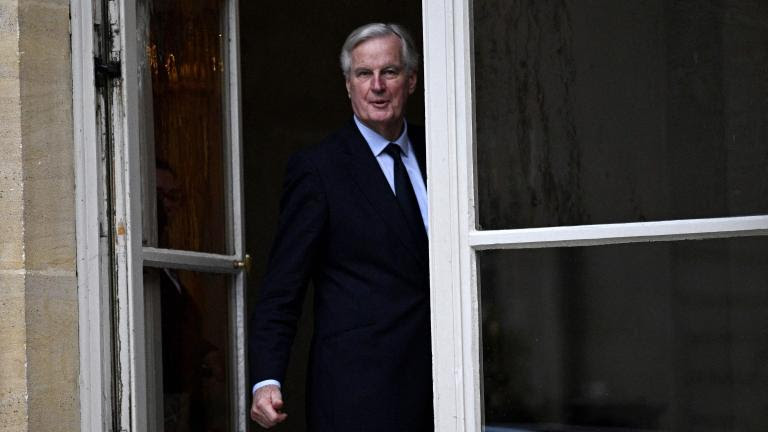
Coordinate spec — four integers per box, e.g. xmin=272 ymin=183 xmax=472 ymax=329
xmin=249 ymin=120 xmax=433 ymax=431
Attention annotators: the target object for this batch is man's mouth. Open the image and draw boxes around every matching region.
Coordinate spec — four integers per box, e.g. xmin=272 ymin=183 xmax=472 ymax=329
xmin=370 ymin=100 xmax=389 ymax=108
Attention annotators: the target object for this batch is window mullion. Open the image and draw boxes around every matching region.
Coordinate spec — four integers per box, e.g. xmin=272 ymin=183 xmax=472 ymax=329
xmin=469 ymin=215 xmax=768 ymax=250
xmin=142 ymin=247 xmax=240 ymax=274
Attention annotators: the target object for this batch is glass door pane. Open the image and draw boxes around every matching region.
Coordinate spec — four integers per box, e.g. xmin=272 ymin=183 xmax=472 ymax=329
xmin=479 ymin=237 xmax=768 ymax=431
xmin=145 ymin=269 xmax=232 ymax=431
xmin=140 ymin=0 xmax=229 ymax=254
xmin=473 ymin=0 xmax=768 ymax=229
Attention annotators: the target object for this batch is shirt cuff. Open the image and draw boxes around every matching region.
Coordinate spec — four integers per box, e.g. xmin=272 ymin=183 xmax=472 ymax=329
xmin=252 ymin=379 xmax=281 ymax=394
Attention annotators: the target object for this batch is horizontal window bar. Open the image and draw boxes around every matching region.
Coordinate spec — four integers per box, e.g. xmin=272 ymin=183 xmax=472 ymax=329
xmin=469 ymin=215 xmax=768 ymax=250
xmin=142 ymin=247 xmax=240 ymax=274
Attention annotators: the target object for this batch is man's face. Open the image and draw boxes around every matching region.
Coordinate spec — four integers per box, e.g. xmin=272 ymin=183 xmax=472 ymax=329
xmin=345 ymin=34 xmax=417 ymax=141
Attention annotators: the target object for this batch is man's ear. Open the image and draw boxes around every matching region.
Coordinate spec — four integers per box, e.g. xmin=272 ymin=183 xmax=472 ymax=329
xmin=407 ymin=72 xmax=418 ymax=95
xmin=345 ymin=78 xmax=352 ymax=98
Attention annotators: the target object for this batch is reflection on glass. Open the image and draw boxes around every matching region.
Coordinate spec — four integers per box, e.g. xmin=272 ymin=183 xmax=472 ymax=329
xmin=480 ymin=237 xmax=768 ymax=431
xmin=473 ymin=1 xmax=768 ymax=229
xmin=145 ymin=268 xmax=231 ymax=432
xmin=144 ymin=0 xmax=228 ymax=253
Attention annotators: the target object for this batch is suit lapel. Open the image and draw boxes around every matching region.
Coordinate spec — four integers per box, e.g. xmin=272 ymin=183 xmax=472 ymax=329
xmin=340 ymin=121 xmax=428 ymax=265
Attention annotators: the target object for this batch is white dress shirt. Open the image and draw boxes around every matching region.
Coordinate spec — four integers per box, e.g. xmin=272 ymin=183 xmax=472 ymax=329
xmin=353 ymin=116 xmax=429 ymax=232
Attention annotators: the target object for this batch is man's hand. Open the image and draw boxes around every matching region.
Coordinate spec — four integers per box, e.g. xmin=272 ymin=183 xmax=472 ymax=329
xmin=251 ymin=384 xmax=288 ymax=429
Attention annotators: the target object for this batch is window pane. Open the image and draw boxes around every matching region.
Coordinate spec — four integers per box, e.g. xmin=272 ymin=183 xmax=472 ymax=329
xmin=144 ymin=269 xmax=231 ymax=431
xmin=140 ymin=0 xmax=229 ymax=253
xmin=474 ymin=1 xmax=768 ymax=229
xmin=480 ymin=237 xmax=768 ymax=431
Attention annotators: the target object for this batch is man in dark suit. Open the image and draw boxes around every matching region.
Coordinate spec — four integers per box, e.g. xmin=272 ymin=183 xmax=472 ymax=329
xmin=249 ymin=23 xmax=432 ymax=431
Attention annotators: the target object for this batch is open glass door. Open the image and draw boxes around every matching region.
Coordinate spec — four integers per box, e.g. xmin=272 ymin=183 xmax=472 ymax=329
xmin=108 ymin=0 xmax=247 ymax=429
xmin=138 ymin=0 xmax=246 ymax=430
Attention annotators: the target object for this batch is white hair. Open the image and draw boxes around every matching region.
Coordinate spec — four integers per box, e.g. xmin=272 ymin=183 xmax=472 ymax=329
xmin=340 ymin=23 xmax=419 ymax=78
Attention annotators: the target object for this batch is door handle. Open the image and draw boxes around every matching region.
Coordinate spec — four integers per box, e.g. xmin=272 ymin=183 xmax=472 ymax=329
xmin=233 ymin=254 xmax=252 ymax=274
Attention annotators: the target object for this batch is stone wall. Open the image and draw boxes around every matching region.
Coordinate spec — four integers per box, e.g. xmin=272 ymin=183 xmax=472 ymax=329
xmin=0 ymin=0 xmax=79 ymax=430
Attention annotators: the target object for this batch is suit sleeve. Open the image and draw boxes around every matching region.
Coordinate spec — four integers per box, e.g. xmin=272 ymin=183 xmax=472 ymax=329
xmin=249 ymin=151 xmax=327 ymax=386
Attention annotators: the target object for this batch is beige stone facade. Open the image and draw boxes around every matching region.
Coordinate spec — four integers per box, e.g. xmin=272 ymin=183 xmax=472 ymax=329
xmin=0 ymin=0 xmax=80 ymax=430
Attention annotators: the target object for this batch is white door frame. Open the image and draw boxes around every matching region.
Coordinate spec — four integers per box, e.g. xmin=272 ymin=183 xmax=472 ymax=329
xmin=72 ymin=0 xmax=115 ymax=429
xmin=72 ymin=0 xmax=248 ymax=429
xmin=421 ymin=0 xmax=768 ymax=431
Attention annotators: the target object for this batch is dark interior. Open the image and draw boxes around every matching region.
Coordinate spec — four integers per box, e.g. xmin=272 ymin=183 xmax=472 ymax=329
xmin=240 ymin=2 xmax=424 ymax=430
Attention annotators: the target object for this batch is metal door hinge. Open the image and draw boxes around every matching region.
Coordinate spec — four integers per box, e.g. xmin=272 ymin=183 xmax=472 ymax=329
xmin=95 ymin=57 xmax=121 ymax=87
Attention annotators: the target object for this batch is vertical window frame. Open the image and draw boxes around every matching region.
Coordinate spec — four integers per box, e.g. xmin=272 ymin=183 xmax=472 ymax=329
xmin=72 ymin=0 xmax=115 ymax=429
xmin=424 ymin=0 xmax=482 ymax=429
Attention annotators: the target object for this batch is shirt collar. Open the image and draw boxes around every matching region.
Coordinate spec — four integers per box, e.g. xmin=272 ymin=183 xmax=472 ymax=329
xmin=353 ymin=116 xmax=410 ymax=157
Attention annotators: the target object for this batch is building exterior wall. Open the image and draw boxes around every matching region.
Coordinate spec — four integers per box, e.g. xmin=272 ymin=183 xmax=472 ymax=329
xmin=0 ymin=0 xmax=79 ymax=430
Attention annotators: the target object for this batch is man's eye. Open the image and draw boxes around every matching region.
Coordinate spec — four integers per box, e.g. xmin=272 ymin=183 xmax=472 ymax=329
xmin=356 ymin=70 xmax=372 ymax=77
xmin=383 ymin=69 xmax=399 ymax=77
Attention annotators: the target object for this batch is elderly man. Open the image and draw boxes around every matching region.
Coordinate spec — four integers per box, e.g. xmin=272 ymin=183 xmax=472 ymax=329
xmin=248 ymin=23 xmax=432 ymax=431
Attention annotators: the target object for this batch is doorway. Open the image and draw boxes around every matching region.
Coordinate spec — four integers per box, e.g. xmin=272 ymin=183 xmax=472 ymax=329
xmin=240 ymin=2 xmax=424 ymax=430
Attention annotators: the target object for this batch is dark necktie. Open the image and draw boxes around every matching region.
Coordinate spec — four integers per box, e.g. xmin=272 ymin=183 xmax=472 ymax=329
xmin=383 ymin=143 xmax=426 ymax=239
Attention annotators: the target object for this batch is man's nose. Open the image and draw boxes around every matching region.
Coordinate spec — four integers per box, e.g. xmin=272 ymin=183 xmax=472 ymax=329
xmin=371 ymin=73 xmax=385 ymax=92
